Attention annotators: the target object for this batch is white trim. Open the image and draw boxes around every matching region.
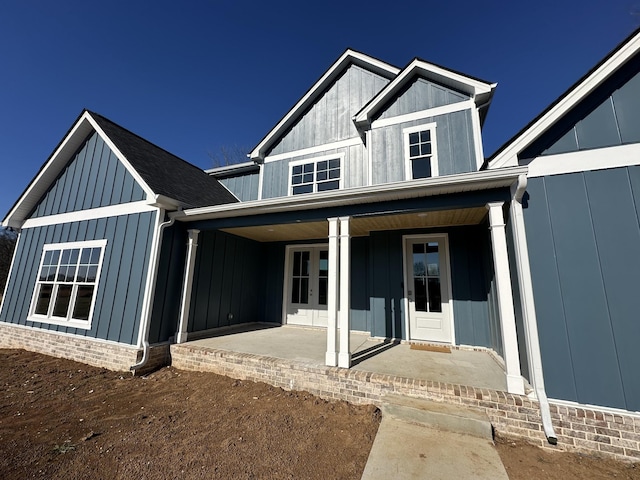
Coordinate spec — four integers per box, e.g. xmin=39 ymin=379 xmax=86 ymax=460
xmin=287 ymin=153 xmax=345 ymax=196
xmin=21 ymin=201 xmax=157 ymax=229
xmin=470 ymin=106 xmax=485 ymax=171
xmin=264 ymin=137 xmax=362 ymax=163
xmin=0 ymin=232 xmax=21 ymax=317
xmin=366 ymin=130 xmax=373 ymax=186
xmin=401 ymin=233 xmax=455 ymax=345
xmin=205 ymin=161 xmax=256 ymax=175
xmin=176 ymin=229 xmax=199 ymax=344
xmin=27 ymin=239 xmax=108 ymax=330
xmin=490 ymin=30 xmax=640 ymax=169
xmin=354 ymin=59 xmax=495 ymax=129
xmin=326 ymin=218 xmax=339 ymax=367
xmin=257 ymin=163 xmax=264 ymax=201
xmin=338 ymin=216 xmax=351 ymax=368
xmin=549 ymin=398 xmax=640 ymax=417
xmin=486 ymin=202 xmax=524 ymax=395
xmin=371 ymin=99 xmax=474 ymax=129
xmin=174 ymin=167 xmax=529 ymax=222
xmin=527 ymin=142 xmax=640 ymax=178
xmin=403 ymin=123 xmax=439 ymax=180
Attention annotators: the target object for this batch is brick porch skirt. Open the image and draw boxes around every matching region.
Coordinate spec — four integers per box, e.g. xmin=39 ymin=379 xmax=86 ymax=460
xmin=170 ymin=342 xmax=640 ymax=462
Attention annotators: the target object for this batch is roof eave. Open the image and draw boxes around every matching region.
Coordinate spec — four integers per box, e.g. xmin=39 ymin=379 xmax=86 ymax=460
xmin=172 ymin=166 xmax=528 ymax=223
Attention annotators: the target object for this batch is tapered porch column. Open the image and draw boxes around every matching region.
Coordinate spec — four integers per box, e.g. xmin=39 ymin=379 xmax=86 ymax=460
xmin=326 ymin=218 xmax=339 ymax=367
xmin=338 ymin=216 xmax=351 ymax=368
xmin=486 ymin=203 xmax=525 ymax=395
xmin=176 ymin=229 xmax=200 ymax=344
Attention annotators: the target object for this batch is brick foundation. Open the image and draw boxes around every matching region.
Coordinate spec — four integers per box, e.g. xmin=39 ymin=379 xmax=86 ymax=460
xmin=170 ymin=343 xmax=640 ymax=462
xmin=0 ymin=323 xmax=170 ymax=375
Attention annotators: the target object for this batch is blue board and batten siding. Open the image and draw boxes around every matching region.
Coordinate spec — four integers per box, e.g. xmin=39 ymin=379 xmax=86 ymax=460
xmin=31 ymin=132 xmax=146 ymax=218
xmin=0 ymin=212 xmax=155 ymax=345
xmin=268 ymin=64 xmax=390 ymax=156
xmin=219 ymin=172 xmax=259 ymax=202
xmin=524 ymin=167 xmax=640 ymax=411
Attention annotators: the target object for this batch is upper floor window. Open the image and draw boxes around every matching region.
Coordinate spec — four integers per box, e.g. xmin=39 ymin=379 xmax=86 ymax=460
xmin=289 ymin=155 xmax=342 ymax=195
xmin=28 ymin=240 xmax=107 ymax=329
xmin=404 ymin=123 xmax=438 ymax=180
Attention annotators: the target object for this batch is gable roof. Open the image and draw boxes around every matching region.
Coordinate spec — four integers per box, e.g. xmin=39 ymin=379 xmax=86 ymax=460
xmin=488 ymin=27 xmax=640 ymax=169
xmin=353 ymin=58 xmax=496 ymax=130
xmin=249 ymin=49 xmax=400 ymax=161
xmin=3 ymin=110 xmax=237 ymax=228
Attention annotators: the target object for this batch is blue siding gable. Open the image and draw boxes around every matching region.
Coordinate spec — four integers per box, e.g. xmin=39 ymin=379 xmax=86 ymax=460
xmin=30 ymin=131 xmax=146 ymax=218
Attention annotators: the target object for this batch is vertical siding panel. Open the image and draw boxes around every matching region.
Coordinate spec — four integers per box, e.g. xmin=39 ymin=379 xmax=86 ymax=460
xmin=205 ymin=232 xmax=226 ymax=329
xmin=82 ymin=136 xmax=103 ymax=210
xmin=525 ymin=178 xmax=578 ymax=402
xmin=545 ymin=174 xmax=625 ymax=408
xmin=230 ymin=238 xmax=245 ymax=325
xmin=100 ymin=151 xmax=119 ymax=206
xmin=2 ymin=228 xmax=34 ymax=323
xmin=120 ymin=212 xmax=153 ymax=344
xmin=585 ymin=168 xmax=640 ymax=411
xmin=72 ymin=133 xmax=97 ymax=212
xmin=110 ymin=161 xmax=126 ymax=205
xmin=191 ymin=231 xmax=215 ymax=332
xmin=88 ymin=138 xmax=108 ymax=209
xmin=219 ymin=237 xmax=237 ymax=326
xmin=49 ymin=166 xmax=69 ymax=216
xmin=120 ymin=167 xmax=136 ymax=203
xmin=96 ymin=216 xmax=126 ymax=341
xmin=60 ymin=146 xmax=81 ymax=214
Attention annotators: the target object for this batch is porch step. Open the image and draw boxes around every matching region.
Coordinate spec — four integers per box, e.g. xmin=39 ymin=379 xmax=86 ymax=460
xmin=381 ymin=394 xmax=493 ymax=440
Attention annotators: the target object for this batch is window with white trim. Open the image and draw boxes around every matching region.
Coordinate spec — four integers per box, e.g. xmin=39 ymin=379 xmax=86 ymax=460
xmin=28 ymin=240 xmax=107 ymax=329
xmin=289 ymin=156 xmax=342 ymax=195
xmin=404 ymin=123 xmax=438 ymax=180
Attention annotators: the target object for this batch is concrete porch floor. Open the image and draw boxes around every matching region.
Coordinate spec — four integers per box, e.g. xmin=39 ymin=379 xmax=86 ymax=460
xmin=184 ymin=323 xmax=507 ymax=392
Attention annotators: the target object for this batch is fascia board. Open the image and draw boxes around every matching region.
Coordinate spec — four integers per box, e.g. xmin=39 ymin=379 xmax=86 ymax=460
xmin=3 ymin=112 xmax=95 ymax=229
xmin=489 ymin=31 xmax=640 ymax=170
xmin=173 ymin=166 xmax=528 ymax=222
xmin=206 ymin=161 xmax=259 ymax=176
xmin=249 ymin=50 xmax=399 ymax=161
xmin=354 ymin=59 xmax=495 ymax=128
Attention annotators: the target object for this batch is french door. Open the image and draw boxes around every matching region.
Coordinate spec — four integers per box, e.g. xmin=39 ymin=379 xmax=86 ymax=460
xmin=285 ymin=246 xmax=329 ymax=327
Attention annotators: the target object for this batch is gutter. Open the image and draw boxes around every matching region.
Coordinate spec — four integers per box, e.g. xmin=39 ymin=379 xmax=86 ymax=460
xmin=510 ymin=174 xmax=558 ymax=444
xmin=130 ymin=208 xmax=175 ymax=372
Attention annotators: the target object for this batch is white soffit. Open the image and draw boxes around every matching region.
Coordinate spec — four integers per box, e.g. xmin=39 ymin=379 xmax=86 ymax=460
xmin=489 ymin=29 xmax=640 ymax=170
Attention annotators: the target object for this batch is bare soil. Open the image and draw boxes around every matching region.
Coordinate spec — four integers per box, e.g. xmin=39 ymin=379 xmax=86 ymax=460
xmin=0 ymin=349 xmax=638 ymax=479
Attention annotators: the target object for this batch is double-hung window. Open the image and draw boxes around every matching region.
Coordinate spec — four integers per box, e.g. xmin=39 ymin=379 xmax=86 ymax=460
xmin=289 ymin=155 xmax=342 ymax=195
xmin=28 ymin=240 xmax=107 ymax=329
xmin=404 ymin=123 xmax=438 ymax=180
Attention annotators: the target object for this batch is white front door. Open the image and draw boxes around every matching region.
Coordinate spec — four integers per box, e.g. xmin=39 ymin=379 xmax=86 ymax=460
xmin=285 ymin=246 xmax=328 ymax=327
xmin=404 ymin=234 xmax=453 ymax=343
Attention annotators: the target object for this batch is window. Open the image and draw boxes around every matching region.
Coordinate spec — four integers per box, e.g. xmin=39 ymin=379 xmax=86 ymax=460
xmin=404 ymin=123 xmax=438 ymax=180
xmin=289 ymin=155 xmax=342 ymax=195
xmin=28 ymin=240 xmax=107 ymax=329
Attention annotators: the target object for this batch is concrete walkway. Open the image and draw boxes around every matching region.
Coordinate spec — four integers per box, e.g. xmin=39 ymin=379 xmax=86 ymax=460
xmin=362 ymin=396 xmax=509 ymax=479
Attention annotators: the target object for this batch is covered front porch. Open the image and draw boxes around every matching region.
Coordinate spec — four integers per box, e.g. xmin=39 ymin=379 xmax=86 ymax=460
xmin=182 ymin=323 xmax=507 ymax=392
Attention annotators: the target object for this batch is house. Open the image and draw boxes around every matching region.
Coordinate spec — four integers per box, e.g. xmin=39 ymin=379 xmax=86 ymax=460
xmin=2 ymin=30 xmax=640 ymax=458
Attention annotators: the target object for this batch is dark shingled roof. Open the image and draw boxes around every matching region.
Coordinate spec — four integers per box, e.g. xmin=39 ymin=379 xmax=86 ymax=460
xmin=89 ymin=111 xmax=238 ymax=209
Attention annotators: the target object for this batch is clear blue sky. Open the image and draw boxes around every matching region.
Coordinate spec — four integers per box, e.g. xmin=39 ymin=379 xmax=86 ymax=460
xmin=0 ymin=1 xmax=636 ymax=219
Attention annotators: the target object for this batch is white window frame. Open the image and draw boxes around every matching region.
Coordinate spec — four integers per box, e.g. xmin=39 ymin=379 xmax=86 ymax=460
xmin=288 ymin=154 xmax=344 ymax=196
xmin=404 ymin=123 xmax=438 ymax=180
xmin=27 ymin=239 xmax=108 ymax=330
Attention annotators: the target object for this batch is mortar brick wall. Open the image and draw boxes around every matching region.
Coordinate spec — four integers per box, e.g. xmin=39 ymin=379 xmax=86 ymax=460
xmin=0 ymin=323 xmax=170 ymax=374
xmin=170 ymin=343 xmax=640 ymax=462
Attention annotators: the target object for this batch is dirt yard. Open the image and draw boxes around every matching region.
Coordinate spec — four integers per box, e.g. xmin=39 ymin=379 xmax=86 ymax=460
xmin=0 ymin=349 xmax=638 ymax=479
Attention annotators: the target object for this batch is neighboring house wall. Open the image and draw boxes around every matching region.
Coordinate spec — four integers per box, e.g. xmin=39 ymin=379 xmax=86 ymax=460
xmin=30 ymin=132 xmax=146 ymax=217
xmin=0 ymin=212 xmax=155 ymax=345
xmin=524 ymin=166 xmax=640 ymax=412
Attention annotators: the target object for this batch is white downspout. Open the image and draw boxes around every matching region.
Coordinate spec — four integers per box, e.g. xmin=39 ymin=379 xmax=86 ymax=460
xmin=510 ymin=174 xmax=558 ymax=444
xmin=130 ymin=208 xmax=175 ymax=372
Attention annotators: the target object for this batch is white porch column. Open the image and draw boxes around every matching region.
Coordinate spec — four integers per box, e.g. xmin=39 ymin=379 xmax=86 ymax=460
xmin=486 ymin=202 xmax=525 ymax=395
xmin=176 ymin=229 xmax=200 ymax=344
xmin=326 ymin=218 xmax=339 ymax=367
xmin=338 ymin=216 xmax=351 ymax=368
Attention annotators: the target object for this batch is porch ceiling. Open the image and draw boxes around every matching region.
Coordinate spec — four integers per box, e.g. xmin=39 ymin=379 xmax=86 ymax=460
xmin=219 ymin=206 xmax=488 ymax=242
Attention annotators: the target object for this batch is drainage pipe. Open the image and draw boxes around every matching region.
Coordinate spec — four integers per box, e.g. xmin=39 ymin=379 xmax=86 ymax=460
xmin=130 ymin=209 xmax=174 ymax=372
xmin=510 ymin=174 xmax=558 ymax=444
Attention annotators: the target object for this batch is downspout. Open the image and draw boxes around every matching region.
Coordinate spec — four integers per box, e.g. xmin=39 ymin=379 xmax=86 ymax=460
xmin=511 ymin=174 xmax=558 ymax=444
xmin=130 ymin=208 xmax=175 ymax=372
